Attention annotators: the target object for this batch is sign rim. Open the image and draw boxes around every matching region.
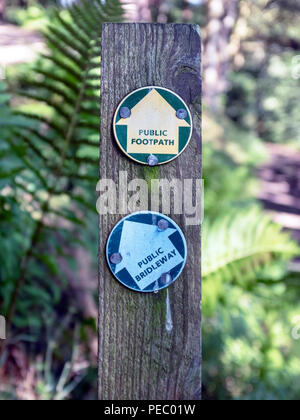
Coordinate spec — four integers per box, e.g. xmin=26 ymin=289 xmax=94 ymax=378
xmin=106 ymin=211 xmax=187 ymax=293
xmin=113 ymin=86 xmax=193 ymax=166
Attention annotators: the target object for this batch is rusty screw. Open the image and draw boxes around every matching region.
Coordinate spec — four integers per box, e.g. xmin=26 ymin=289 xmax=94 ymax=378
xmin=119 ymin=107 xmax=131 ymax=118
xmin=176 ymin=108 xmax=187 ymax=119
xmin=157 ymin=219 xmax=169 ymax=232
xmin=147 ymin=154 xmax=158 ymax=166
xmin=109 ymin=253 xmax=123 ymax=264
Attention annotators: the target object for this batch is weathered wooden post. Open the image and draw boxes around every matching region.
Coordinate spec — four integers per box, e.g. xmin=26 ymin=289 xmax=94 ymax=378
xmin=98 ymin=23 xmax=202 ymax=400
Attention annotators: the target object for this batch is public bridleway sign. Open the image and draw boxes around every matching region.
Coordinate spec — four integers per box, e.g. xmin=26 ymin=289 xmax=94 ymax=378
xmin=113 ymin=86 xmax=192 ymax=166
xmin=106 ymin=211 xmax=187 ymax=292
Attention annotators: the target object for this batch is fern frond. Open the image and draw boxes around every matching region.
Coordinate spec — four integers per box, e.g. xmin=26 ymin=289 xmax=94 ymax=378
xmin=46 ymin=25 xmax=88 ymax=58
xmin=2 ymin=0 xmax=125 ymax=223
xmin=53 ymin=10 xmax=90 ymax=46
xmin=13 ymin=126 xmax=62 ymax=156
xmin=9 ymin=144 xmax=49 ymax=190
xmin=0 ymin=167 xmax=24 ymax=179
xmin=11 ymin=130 xmax=52 ymax=166
xmin=40 ymin=54 xmax=82 ymax=83
xmin=23 ymin=80 xmax=77 ymax=106
xmin=203 ymin=207 xmax=299 ymax=283
xmin=18 ymin=90 xmax=71 ymax=121
xmin=0 ymin=0 xmax=124 ymax=333
xmin=14 ymin=111 xmax=65 ymax=137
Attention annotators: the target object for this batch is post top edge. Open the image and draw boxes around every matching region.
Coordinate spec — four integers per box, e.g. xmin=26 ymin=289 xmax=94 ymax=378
xmin=102 ymin=22 xmax=201 ymax=30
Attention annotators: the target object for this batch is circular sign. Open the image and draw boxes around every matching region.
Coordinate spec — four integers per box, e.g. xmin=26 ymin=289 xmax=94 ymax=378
xmin=113 ymin=86 xmax=193 ymax=165
xmin=106 ymin=211 xmax=187 ymax=293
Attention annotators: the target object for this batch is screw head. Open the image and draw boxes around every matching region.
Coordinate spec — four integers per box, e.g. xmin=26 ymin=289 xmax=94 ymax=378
xmin=109 ymin=253 xmax=123 ymax=264
xmin=176 ymin=108 xmax=187 ymax=119
xmin=157 ymin=219 xmax=169 ymax=231
xmin=147 ymin=154 xmax=158 ymax=166
xmin=119 ymin=107 xmax=131 ymax=118
xmin=161 ymin=273 xmax=172 ymax=285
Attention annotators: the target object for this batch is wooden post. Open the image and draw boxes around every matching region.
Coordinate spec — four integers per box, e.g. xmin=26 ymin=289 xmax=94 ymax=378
xmin=99 ymin=23 xmax=202 ymax=400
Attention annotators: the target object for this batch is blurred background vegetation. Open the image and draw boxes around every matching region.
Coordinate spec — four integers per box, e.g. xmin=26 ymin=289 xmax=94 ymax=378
xmin=0 ymin=0 xmax=299 ymax=400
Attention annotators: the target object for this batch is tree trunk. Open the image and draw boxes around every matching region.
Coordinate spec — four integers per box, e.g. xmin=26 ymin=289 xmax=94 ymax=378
xmin=203 ymin=0 xmax=240 ymax=111
xmin=0 ymin=0 xmax=6 ymax=21
xmin=98 ymin=23 xmax=202 ymax=400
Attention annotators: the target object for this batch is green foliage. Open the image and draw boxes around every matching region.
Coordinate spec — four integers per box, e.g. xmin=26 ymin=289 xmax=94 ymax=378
xmin=6 ymin=3 xmax=53 ymax=30
xmin=201 ymin=114 xmax=300 ymax=399
xmin=203 ymin=285 xmax=300 ymax=400
xmin=201 ymin=115 xmax=300 ymax=399
xmin=202 ymin=145 xmax=300 ymax=400
xmin=260 ymin=53 xmax=300 ymax=145
xmin=226 ymin=54 xmax=300 ymax=146
xmin=0 ymin=82 xmax=33 ymax=301
xmin=203 ymin=207 xmax=299 ymax=315
xmin=203 ymin=144 xmax=255 ymax=220
xmin=0 ymin=0 xmax=123 ymax=340
xmin=1 ymin=1 xmax=123 ymax=399
xmin=225 ymin=72 xmax=257 ymax=130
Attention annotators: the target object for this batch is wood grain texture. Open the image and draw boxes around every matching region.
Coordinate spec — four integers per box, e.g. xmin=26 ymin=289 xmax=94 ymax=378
xmin=98 ymin=23 xmax=202 ymax=400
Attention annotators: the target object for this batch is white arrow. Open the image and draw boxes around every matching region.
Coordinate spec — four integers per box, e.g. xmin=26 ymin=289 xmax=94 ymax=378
xmin=115 ymin=220 xmax=184 ymax=290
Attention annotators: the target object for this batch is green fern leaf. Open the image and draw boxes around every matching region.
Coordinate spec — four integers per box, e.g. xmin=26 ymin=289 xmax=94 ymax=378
xmin=203 ymin=207 xmax=299 ymax=281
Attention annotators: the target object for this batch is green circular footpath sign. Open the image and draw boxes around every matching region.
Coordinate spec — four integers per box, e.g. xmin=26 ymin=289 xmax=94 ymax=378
xmin=113 ymin=86 xmax=193 ymax=165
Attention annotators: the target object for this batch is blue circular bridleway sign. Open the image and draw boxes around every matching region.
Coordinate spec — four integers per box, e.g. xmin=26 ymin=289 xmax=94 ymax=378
xmin=106 ymin=211 xmax=187 ymax=293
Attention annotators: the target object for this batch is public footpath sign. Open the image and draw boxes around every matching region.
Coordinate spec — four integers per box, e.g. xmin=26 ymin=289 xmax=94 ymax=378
xmin=113 ymin=86 xmax=192 ymax=165
xmin=106 ymin=211 xmax=187 ymax=292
